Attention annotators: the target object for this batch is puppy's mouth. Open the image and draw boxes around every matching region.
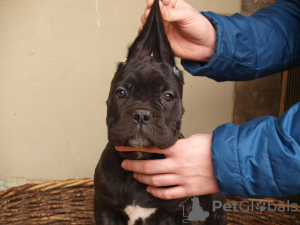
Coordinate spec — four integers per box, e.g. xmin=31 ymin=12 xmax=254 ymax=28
xmin=127 ymin=134 xmax=153 ymax=148
xmin=119 ymin=134 xmax=163 ymax=160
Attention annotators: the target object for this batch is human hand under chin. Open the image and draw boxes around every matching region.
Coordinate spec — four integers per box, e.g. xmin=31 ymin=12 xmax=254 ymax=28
xmin=115 ymin=134 xmax=220 ymax=200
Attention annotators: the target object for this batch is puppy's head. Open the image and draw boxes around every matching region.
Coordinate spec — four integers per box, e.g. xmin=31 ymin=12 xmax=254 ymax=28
xmin=106 ymin=0 xmax=184 ymax=150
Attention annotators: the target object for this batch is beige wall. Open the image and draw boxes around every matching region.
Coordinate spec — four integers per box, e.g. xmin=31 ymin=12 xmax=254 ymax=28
xmin=0 ymin=0 xmax=241 ymax=185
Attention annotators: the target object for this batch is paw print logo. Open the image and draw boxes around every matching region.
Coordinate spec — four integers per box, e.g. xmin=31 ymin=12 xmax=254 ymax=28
xmin=255 ymin=201 xmax=266 ymax=211
xmin=179 ymin=197 xmax=209 ymax=223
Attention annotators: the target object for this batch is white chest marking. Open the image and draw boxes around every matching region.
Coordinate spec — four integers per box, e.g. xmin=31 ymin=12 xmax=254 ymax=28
xmin=124 ymin=204 xmax=157 ymax=225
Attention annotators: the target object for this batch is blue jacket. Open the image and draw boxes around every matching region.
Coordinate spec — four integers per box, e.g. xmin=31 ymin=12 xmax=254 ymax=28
xmin=182 ymin=0 xmax=300 ymax=198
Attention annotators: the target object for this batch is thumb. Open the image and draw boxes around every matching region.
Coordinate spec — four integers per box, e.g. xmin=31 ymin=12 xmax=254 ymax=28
xmin=159 ymin=2 xmax=185 ymax=22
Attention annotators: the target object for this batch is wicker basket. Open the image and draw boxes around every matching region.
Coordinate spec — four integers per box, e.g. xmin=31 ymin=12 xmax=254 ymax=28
xmin=0 ymin=179 xmax=95 ymax=224
xmin=0 ymin=179 xmax=299 ymax=224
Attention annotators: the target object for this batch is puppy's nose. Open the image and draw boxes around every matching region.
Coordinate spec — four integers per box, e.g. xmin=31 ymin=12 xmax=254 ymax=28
xmin=132 ymin=109 xmax=152 ymax=124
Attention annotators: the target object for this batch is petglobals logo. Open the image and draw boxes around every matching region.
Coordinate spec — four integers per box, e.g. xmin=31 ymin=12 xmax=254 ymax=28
xmin=213 ymin=200 xmax=298 ymax=213
xmin=179 ymin=197 xmax=210 ymax=223
xmin=179 ymin=197 xmax=298 ymax=223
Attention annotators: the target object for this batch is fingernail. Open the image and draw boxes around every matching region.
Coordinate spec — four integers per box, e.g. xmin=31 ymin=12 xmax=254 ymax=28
xmin=115 ymin=146 xmax=123 ymax=151
xmin=146 ymin=186 xmax=150 ymax=192
xmin=121 ymin=161 xmax=127 ymax=169
xmin=159 ymin=1 xmax=163 ymax=9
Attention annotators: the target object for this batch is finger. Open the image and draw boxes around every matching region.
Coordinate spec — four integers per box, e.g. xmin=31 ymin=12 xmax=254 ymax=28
xmin=161 ymin=0 xmax=173 ymax=6
xmin=121 ymin=158 xmax=173 ymax=174
xmin=147 ymin=0 xmax=155 ymax=8
xmin=141 ymin=12 xmax=146 ymax=25
xmin=115 ymin=146 xmax=169 ymax=154
xmin=116 ymin=146 xmax=156 ymax=152
xmin=146 ymin=185 xmax=188 ymax=200
xmin=141 ymin=8 xmax=151 ymax=25
xmin=133 ymin=173 xmax=179 ymax=187
xmin=160 ymin=6 xmax=181 ymax=22
xmin=138 ymin=25 xmax=143 ymax=34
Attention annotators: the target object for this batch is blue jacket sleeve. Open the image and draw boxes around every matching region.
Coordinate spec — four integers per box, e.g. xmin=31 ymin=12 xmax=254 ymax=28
xmin=180 ymin=0 xmax=300 ymax=198
xmin=212 ymin=102 xmax=300 ymax=198
xmin=181 ymin=0 xmax=300 ymax=81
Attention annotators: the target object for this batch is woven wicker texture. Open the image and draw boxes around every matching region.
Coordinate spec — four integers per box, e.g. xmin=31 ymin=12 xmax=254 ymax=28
xmin=0 ymin=179 xmax=299 ymax=224
xmin=0 ymin=179 xmax=94 ymax=225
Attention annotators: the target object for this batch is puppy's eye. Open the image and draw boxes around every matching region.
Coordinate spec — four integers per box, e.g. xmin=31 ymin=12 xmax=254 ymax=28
xmin=115 ymin=89 xmax=127 ymax=99
xmin=164 ymin=93 xmax=174 ymax=102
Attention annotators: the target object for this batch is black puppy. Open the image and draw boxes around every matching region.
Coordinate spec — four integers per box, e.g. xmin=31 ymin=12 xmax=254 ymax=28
xmin=94 ymin=0 xmax=227 ymax=224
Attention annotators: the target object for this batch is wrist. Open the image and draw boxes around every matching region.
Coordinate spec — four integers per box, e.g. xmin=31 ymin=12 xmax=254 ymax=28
xmin=205 ymin=27 xmax=217 ymax=62
xmin=199 ymin=17 xmax=217 ymax=62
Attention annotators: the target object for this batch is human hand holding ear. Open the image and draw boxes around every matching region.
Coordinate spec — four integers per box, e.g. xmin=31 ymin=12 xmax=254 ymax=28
xmin=139 ymin=0 xmax=217 ymax=62
xmin=116 ymin=134 xmax=220 ymax=200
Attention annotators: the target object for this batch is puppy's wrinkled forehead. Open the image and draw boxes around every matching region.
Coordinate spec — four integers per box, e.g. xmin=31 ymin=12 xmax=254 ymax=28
xmin=112 ymin=57 xmax=183 ymax=97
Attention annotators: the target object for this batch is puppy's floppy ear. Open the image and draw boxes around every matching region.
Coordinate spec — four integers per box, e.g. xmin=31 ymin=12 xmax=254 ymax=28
xmin=127 ymin=0 xmax=175 ymax=67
